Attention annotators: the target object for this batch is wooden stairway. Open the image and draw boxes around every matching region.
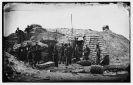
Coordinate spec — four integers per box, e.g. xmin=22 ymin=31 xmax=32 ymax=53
xmin=84 ymin=33 xmax=108 ymax=65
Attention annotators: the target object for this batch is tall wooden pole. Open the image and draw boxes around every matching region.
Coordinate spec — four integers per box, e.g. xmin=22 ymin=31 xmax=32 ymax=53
xmin=71 ymin=14 xmax=73 ymax=36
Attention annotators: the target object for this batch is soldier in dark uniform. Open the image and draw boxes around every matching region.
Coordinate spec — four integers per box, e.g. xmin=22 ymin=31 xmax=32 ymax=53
xmin=66 ymin=44 xmax=73 ymax=66
xmin=26 ymin=43 xmax=30 ymax=62
xmin=74 ymin=45 xmax=80 ymax=63
xmin=64 ymin=44 xmax=68 ymax=65
xmin=60 ymin=44 xmax=65 ymax=64
xmin=24 ymin=25 xmax=32 ymax=40
xmin=16 ymin=27 xmax=20 ymax=43
xmin=100 ymin=55 xmax=110 ymax=66
xmin=27 ymin=46 xmax=34 ymax=65
xmin=19 ymin=44 xmax=24 ymax=61
xmin=17 ymin=45 xmax=22 ymax=60
xmin=22 ymin=46 xmax=27 ymax=63
xmin=19 ymin=44 xmax=27 ymax=62
xmin=33 ymin=42 xmax=42 ymax=67
xmin=48 ymin=43 xmax=54 ymax=61
xmin=96 ymin=44 xmax=101 ymax=65
xmin=84 ymin=45 xmax=90 ymax=60
xmin=16 ymin=27 xmax=25 ymax=43
xmin=53 ymin=45 xmax=58 ymax=67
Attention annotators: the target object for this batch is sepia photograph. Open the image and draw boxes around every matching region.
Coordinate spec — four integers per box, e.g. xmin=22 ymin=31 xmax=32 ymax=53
xmin=2 ymin=2 xmax=130 ymax=82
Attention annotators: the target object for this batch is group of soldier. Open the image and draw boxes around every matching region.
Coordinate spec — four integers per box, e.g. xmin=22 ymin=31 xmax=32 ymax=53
xmin=17 ymin=42 xmax=43 ymax=67
xmin=48 ymin=43 xmax=91 ymax=67
xmin=16 ymin=40 xmax=109 ymax=68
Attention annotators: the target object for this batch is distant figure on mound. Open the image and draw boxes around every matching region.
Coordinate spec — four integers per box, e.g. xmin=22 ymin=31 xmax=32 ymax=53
xmin=102 ymin=25 xmax=109 ymax=31
xmin=96 ymin=44 xmax=101 ymax=65
xmin=15 ymin=27 xmax=25 ymax=43
xmin=53 ymin=45 xmax=58 ymax=67
xmin=24 ymin=25 xmax=33 ymax=40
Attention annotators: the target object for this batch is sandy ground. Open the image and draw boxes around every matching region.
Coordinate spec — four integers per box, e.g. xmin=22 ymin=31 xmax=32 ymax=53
xmin=11 ymin=64 xmax=128 ymax=82
xmin=4 ymin=52 xmax=129 ymax=82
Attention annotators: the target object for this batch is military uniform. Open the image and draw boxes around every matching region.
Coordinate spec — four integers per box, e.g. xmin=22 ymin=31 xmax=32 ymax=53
xmin=96 ymin=44 xmax=101 ymax=65
xmin=33 ymin=44 xmax=42 ymax=66
xmin=66 ymin=45 xmax=73 ymax=66
xmin=16 ymin=28 xmax=25 ymax=43
xmin=60 ymin=45 xmax=65 ymax=64
xmin=27 ymin=46 xmax=34 ymax=65
xmin=53 ymin=46 xmax=58 ymax=67
xmin=74 ymin=45 xmax=80 ymax=62
xmin=84 ymin=46 xmax=90 ymax=60
xmin=48 ymin=44 xmax=54 ymax=61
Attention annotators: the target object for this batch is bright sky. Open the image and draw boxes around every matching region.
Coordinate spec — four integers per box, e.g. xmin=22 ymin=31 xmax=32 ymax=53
xmin=4 ymin=3 xmax=130 ymax=39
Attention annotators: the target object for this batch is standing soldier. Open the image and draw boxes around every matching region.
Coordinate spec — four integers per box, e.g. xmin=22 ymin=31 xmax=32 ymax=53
xmin=23 ymin=46 xmax=27 ymax=63
xmin=53 ymin=45 xmax=59 ymax=67
xmin=24 ymin=25 xmax=32 ymax=40
xmin=48 ymin=43 xmax=54 ymax=61
xmin=16 ymin=27 xmax=25 ymax=43
xmin=64 ymin=44 xmax=68 ymax=65
xmin=96 ymin=44 xmax=101 ymax=65
xmin=84 ymin=45 xmax=90 ymax=60
xmin=19 ymin=44 xmax=25 ymax=61
xmin=74 ymin=45 xmax=80 ymax=63
xmin=60 ymin=43 xmax=65 ymax=64
xmin=33 ymin=42 xmax=42 ymax=67
xmin=66 ymin=44 xmax=73 ymax=66
xmin=16 ymin=27 xmax=20 ymax=43
xmin=27 ymin=46 xmax=34 ymax=65
xmin=17 ymin=44 xmax=22 ymax=60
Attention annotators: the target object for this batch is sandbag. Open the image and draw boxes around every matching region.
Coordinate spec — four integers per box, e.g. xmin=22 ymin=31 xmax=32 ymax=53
xmin=103 ymin=65 xmax=127 ymax=72
xmin=90 ymin=65 xmax=103 ymax=74
xmin=77 ymin=60 xmax=91 ymax=66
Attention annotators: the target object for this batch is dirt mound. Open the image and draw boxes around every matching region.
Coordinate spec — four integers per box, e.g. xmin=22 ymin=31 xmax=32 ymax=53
xmin=31 ymin=28 xmax=64 ymax=42
xmin=98 ymin=30 xmax=130 ymax=66
xmin=54 ymin=28 xmax=130 ymax=66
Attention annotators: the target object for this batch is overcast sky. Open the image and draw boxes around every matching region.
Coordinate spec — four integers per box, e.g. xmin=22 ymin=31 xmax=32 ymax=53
xmin=4 ymin=3 xmax=130 ymax=39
